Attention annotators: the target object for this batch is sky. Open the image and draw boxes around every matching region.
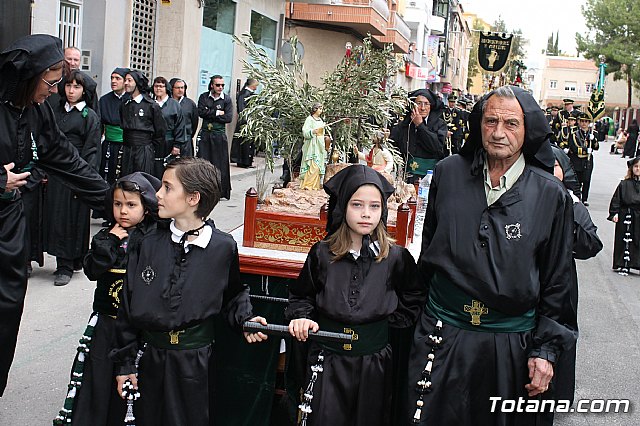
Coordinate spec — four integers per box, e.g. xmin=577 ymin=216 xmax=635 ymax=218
xmin=461 ymin=0 xmax=590 ymax=67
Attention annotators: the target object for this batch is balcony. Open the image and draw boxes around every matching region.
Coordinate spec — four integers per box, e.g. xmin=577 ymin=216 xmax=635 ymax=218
xmin=430 ymin=14 xmax=446 ymax=35
xmin=373 ymin=11 xmax=411 ymax=53
xmin=286 ymin=0 xmax=390 ymax=37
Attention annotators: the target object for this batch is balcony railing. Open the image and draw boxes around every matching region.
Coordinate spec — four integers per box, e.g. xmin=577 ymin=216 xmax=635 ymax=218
xmin=373 ymin=11 xmax=411 ymax=53
xmin=286 ymin=1 xmax=390 ymax=36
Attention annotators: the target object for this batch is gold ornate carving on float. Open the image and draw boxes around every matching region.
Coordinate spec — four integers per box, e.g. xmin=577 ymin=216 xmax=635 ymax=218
xmin=253 ymin=220 xmax=327 ymax=252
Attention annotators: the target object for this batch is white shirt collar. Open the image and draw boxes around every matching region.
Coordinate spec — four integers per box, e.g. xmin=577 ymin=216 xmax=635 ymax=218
xmin=64 ymin=101 xmax=86 ymax=112
xmin=209 ymin=91 xmax=225 ymax=100
xmin=350 ymin=240 xmax=380 ymax=260
xmin=155 ymin=96 xmax=168 ymax=107
xmin=174 ymin=95 xmax=185 ymax=103
xmin=114 ymin=91 xmax=125 ymax=99
xmin=133 ymin=94 xmax=144 ymax=103
xmin=170 ymin=220 xmax=212 ymax=251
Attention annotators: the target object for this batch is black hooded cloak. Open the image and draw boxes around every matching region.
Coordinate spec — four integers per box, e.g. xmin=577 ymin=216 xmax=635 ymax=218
xmin=390 ymin=89 xmax=447 ymax=181
xmin=407 ymin=86 xmax=577 ymax=425
xmin=99 ymin=67 xmax=131 ymax=184
xmin=65 ymin=172 xmax=161 ymax=426
xmin=608 ymin=157 xmax=640 ymax=273
xmin=120 ymin=70 xmax=167 ymax=177
xmin=169 ymin=78 xmax=198 ymax=156
xmin=0 ymin=34 xmax=108 ymax=395
xmin=286 ymin=165 xmax=425 ymax=426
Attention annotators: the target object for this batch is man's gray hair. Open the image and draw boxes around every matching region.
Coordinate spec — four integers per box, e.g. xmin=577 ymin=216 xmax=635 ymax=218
xmin=482 ymin=86 xmax=516 ymax=114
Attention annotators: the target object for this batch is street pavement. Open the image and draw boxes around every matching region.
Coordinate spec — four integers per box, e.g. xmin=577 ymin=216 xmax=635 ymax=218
xmin=1 ymin=146 xmax=639 ymax=425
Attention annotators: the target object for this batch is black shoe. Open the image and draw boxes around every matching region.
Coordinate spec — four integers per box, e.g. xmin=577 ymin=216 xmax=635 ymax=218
xmin=54 ymin=272 xmax=72 ymax=286
xmin=583 ymin=201 xmax=589 ymax=206
xmin=26 ymin=264 xmax=33 ymax=278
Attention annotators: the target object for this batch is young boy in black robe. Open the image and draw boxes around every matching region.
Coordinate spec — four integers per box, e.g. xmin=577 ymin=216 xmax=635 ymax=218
xmin=54 ymin=172 xmax=161 ymax=425
xmin=110 ymin=157 xmax=267 ymax=426
xmin=46 ymin=69 xmax=102 ymax=286
xmin=287 ymin=165 xmax=425 ymax=426
xmin=120 ymin=70 xmax=166 ymax=176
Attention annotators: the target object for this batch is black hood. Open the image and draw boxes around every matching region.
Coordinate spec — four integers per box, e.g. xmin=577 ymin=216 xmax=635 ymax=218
xmin=0 ymin=34 xmax=64 ymax=101
xmin=168 ymin=78 xmax=188 ymax=97
xmin=105 ymin=172 xmax=161 ymax=223
xmin=551 ymin=144 xmax=581 ymax=197
xmin=460 ymin=85 xmax=554 ymax=173
xmin=112 ymin=67 xmax=129 ymax=78
xmin=323 ymin=165 xmax=395 ymax=236
xmin=127 ymin=69 xmax=150 ymax=94
xmin=406 ymin=88 xmax=444 ymax=117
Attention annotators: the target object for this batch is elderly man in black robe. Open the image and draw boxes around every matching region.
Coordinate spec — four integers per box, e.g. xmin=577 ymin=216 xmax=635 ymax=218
xmin=407 ymin=86 xmax=577 ymax=425
xmin=170 ymin=77 xmax=198 ymax=157
xmin=390 ymin=88 xmax=447 ymax=183
xmin=0 ymin=34 xmax=108 ymax=395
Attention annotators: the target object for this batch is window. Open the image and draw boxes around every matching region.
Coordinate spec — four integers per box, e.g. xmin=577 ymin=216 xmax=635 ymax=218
xmin=549 ymin=80 xmax=557 ymax=89
xmin=250 ymin=11 xmax=277 ymax=50
xmin=585 ymin=82 xmax=595 ymax=93
xmin=432 ymin=0 xmax=448 ymax=18
xmin=58 ymin=1 xmax=82 ymax=48
xmin=129 ymin=0 xmax=156 ymax=75
xmin=564 ymin=81 xmax=577 ymax=92
xmin=202 ymin=0 xmax=236 ymax=35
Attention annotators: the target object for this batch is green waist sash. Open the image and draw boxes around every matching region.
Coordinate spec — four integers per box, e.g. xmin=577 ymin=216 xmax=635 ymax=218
xmin=317 ymin=315 xmax=388 ymax=356
xmin=141 ymin=317 xmax=216 ymax=350
xmin=425 ymin=272 xmax=535 ymax=333
xmin=202 ymin=121 xmax=226 ymax=134
xmin=408 ymin=157 xmax=437 ymax=176
xmin=0 ymin=190 xmax=18 ymax=202
xmin=104 ymin=124 xmax=124 ymax=142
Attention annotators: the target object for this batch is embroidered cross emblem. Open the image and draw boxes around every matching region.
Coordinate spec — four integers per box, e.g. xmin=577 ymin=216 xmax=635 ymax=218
xmin=343 ymin=328 xmax=359 ymax=351
xmin=410 ymin=161 xmax=419 ymax=171
xmin=169 ymin=330 xmax=185 ymax=345
xmin=464 ymin=300 xmax=489 ymax=326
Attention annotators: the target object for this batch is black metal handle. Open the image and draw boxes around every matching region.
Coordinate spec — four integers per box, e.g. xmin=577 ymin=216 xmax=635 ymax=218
xmin=242 ymin=322 xmax=353 ymax=344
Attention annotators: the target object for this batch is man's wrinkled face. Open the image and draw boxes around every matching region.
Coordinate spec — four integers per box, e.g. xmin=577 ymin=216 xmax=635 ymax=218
xmin=124 ymin=75 xmax=137 ymax=94
xmin=415 ymin=95 xmax=431 ymax=118
xmin=481 ymin=96 xmax=525 ymax=162
xmin=111 ymin=74 xmax=125 ymax=92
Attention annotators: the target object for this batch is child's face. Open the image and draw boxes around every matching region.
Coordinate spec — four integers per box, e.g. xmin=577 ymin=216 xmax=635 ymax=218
xmin=345 ymin=184 xmax=383 ymax=238
xmin=113 ymin=188 xmax=145 ymax=229
xmin=157 ymin=167 xmax=195 ymax=220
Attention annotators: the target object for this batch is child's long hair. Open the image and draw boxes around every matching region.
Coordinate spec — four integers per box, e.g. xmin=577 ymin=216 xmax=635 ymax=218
xmin=326 ymin=218 xmax=394 ymax=263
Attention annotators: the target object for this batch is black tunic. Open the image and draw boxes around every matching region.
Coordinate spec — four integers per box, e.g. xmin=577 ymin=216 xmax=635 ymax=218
xmin=110 ymin=220 xmax=253 ymax=426
xmin=67 ymin=221 xmax=155 ymax=426
xmin=176 ymin=96 xmax=198 ymax=156
xmin=608 ymin=179 xmax=640 ymax=270
xmin=99 ymin=91 xmax=130 ymax=184
xmin=286 ymin=241 xmax=425 ymax=426
xmin=155 ymin=97 xmax=187 ymax=178
xmin=120 ymin=95 xmax=166 ymax=176
xmin=45 ymin=102 xmax=101 ymax=260
xmin=197 ymin=92 xmax=233 ymax=199
xmin=0 ymin=100 xmax=108 ymax=395
xmin=408 ymin=154 xmax=576 ymax=426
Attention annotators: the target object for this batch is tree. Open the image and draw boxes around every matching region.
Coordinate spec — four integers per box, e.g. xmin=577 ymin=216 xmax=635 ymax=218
xmin=576 ymin=0 xmax=640 ymax=107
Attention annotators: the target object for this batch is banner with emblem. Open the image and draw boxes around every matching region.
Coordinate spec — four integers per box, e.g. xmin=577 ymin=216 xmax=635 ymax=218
xmin=477 ymin=32 xmax=513 ymax=72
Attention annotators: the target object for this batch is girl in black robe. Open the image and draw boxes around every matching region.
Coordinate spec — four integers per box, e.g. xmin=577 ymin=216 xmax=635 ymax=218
xmin=110 ymin=157 xmax=267 ymax=426
xmin=286 ymin=165 xmax=425 ymax=426
xmin=54 ymin=172 xmax=160 ymax=426
xmin=0 ymin=34 xmax=109 ymax=396
xmin=45 ymin=70 xmax=102 ymax=286
xmin=608 ymin=156 xmax=640 ymax=275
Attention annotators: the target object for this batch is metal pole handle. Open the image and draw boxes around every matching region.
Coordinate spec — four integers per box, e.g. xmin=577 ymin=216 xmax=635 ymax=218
xmin=243 ymin=322 xmax=353 ymax=344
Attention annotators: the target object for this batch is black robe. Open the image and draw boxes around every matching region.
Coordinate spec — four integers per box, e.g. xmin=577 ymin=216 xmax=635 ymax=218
xmin=120 ymin=95 xmax=166 ymax=176
xmin=110 ymin=220 xmax=253 ymax=426
xmin=286 ymin=241 xmax=425 ymax=426
xmin=66 ymin=221 xmax=155 ymax=426
xmin=407 ymin=154 xmax=576 ymax=426
xmin=99 ymin=91 xmax=130 ymax=184
xmin=623 ymin=123 xmax=639 ymax=158
xmin=231 ymin=87 xmax=255 ymax=167
xmin=608 ymin=178 xmax=640 ymax=271
xmin=44 ymin=102 xmax=101 ymax=260
xmin=0 ymin=100 xmax=108 ymax=395
xmin=176 ymin=96 xmax=198 ymax=157
xmin=155 ymin=97 xmax=187 ymax=178
xmin=197 ymin=92 xmax=233 ymax=199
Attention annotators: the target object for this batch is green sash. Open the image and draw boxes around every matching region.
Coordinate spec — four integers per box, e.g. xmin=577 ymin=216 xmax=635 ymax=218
xmin=425 ymin=272 xmax=535 ymax=333
xmin=142 ymin=317 xmax=216 ymax=350
xmin=317 ymin=316 xmax=388 ymax=356
xmin=203 ymin=121 xmax=226 ymax=134
xmin=104 ymin=124 xmax=124 ymax=142
xmin=407 ymin=157 xmax=438 ymax=176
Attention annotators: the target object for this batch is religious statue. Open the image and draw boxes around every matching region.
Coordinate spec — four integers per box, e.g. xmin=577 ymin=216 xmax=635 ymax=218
xmin=300 ymin=102 xmax=327 ymax=190
xmin=354 ymin=130 xmax=394 ymax=174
